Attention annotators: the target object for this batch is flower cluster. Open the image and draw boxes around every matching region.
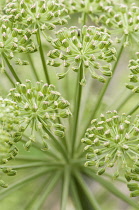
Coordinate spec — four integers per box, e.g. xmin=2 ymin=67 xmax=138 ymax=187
xmin=0 ymin=17 xmax=36 ymax=71
xmin=0 ymin=98 xmax=19 ymax=188
xmin=99 ymin=3 xmax=139 ymax=45
xmin=126 ymin=52 xmax=139 ymax=93
xmin=3 ymin=0 xmax=69 ymax=31
xmin=47 ymin=26 xmax=116 ymax=84
xmin=82 ymin=110 xmax=139 ymax=180
xmin=8 ymin=80 xmax=71 ymax=150
xmin=60 ymin=0 xmax=114 ymax=16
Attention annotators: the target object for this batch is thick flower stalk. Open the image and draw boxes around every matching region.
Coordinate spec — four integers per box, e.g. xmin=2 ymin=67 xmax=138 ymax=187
xmin=99 ymin=3 xmax=139 ymax=45
xmin=126 ymin=52 xmax=139 ymax=93
xmin=3 ymin=0 xmax=69 ymax=31
xmin=82 ymin=110 xmax=139 ymax=180
xmin=47 ymin=25 xmax=116 ymax=84
xmin=8 ymin=80 xmax=71 ymax=150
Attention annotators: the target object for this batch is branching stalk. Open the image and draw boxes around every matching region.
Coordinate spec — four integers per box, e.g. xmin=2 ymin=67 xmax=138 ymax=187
xmin=2 ymin=53 xmax=21 ymax=83
xmin=36 ymin=30 xmax=50 ymax=84
xmin=71 ymin=62 xmax=83 ymax=157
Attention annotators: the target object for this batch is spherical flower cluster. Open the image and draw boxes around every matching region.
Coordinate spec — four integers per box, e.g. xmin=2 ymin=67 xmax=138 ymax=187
xmin=47 ymin=26 xmax=116 ymax=84
xmin=0 ymin=17 xmax=36 ymax=71
xmin=126 ymin=52 xmax=139 ymax=93
xmin=3 ymin=0 xmax=69 ymax=31
xmin=8 ymin=80 xmax=71 ymax=150
xmin=82 ymin=110 xmax=139 ymax=179
xmin=99 ymin=3 xmax=139 ymax=45
xmin=60 ymin=0 xmax=113 ymax=16
xmin=0 ymin=98 xmax=19 ymax=188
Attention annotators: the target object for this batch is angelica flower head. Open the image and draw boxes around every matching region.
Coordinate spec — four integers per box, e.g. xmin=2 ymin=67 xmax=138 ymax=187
xmin=82 ymin=110 xmax=139 ymax=179
xmin=47 ymin=25 xmax=116 ymax=85
xmin=8 ymin=80 xmax=71 ymax=150
xmin=60 ymin=0 xmax=113 ymax=17
xmin=0 ymin=17 xmax=36 ymax=71
xmin=0 ymin=97 xmax=19 ymax=187
xmin=3 ymin=0 xmax=69 ymax=31
xmin=126 ymin=52 xmax=139 ymax=93
xmin=99 ymin=3 xmax=139 ymax=45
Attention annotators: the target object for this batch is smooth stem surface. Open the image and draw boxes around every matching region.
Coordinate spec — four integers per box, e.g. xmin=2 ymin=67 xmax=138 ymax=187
xmin=127 ymin=103 xmax=139 ymax=115
xmin=1 ymin=162 xmax=63 ymax=170
xmin=117 ymin=92 xmax=133 ymax=111
xmin=83 ymin=168 xmax=139 ymax=209
xmin=36 ymin=30 xmax=50 ymax=84
xmin=74 ymin=171 xmax=101 ymax=210
xmin=24 ymin=176 xmax=52 ymax=210
xmin=5 ymin=71 xmax=15 ymax=86
xmin=71 ymin=62 xmax=83 ymax=157
xmin=39 ymin=117 xmax=68 ymax=162
xmin=79 ymin=41 xmax=125 ymax=142
xmin=28 ymin=54 xmax=40 ymax=81
xmin=61 ymin=166 xmax=71 ymax=210
xmin=32 ymin=171 xmax=61 ymax=210
xmin=71 ymin=179 xmax=83 ymax=210
xmin=0 ymin=168 xmax=50 ymax=200
xmin=2 ymin=53 xmax=21 ymax=83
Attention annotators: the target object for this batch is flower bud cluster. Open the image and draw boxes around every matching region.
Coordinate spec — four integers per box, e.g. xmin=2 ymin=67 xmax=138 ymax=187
xmin=8 ymin=80 xmax=71 ymax=150
xmin=126 ymin=52 xmax=139 ymax=93
xmin=99 ymin=3 xmax=139 ymax=45
xmin=3 ymin=0 xmax=69 ymax=31
xmin=0 ymin=98 xmax=19 ymax=188
xmin=47 ymin=26 xmax=116 ymax=84
xmin=0 ymin=17 xmax=36 ymax=71
xmin=60 ymin=0 xmax=114 ymax=16
xmin=82 ymin=110 xmax=139 ymax=180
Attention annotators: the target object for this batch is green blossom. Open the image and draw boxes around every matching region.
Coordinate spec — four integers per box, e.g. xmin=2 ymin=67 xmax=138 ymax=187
xmin=126 ymin=52 xmax=139 ymax=93
xmin=8 ymin=80 xmax=71 ymax=150
xmin=47 ymin=26 xmax=116 ymax=84
xmin=0 ymin=17 xmax=36 ymax=71
xmin=3 ymin=0 xmax=69 ymax=31
xmin=60 ymin=0 xmax=113 ymax=21
xmin=82 ymin=110 xmax=139 ymax=179
xmin=99 ymin=3 xmax=139 ymax=45
xmin=0 ymin=98 xmax=19 ymax=188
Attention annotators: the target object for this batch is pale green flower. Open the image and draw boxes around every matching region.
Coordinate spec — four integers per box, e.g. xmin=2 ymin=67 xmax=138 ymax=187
xmin=47 ymin=26 xmax=116 ymax=84
xmin=99 ymin=3 xmax=139 ymax=45
xmin=82 ymin=110 xmax=139 ymax=181
xmin=8 ymin=80 xmax=71 ymax=150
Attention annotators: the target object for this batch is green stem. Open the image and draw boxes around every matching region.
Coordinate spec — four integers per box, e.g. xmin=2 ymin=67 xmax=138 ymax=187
xmin=71 ymin=62 xmax=83 ymax=157
xmin=0 ymin=168 xmax=51 ymax=200
xmin=79 ymin=41 xmax=125 ymax=143
xmin=74 ymin=171 xmax=102 ymax=210
xmin=32 ymin=171 xmax=61 ymax=210
xmin=61 ymin=166 xmax=71 ymax=210
xmin=22 ymin=136 xmax=62 ymax=160
xmin=1 ymin=162 xmax=63 ymax=170
xmin=4 ymin=71 xmax=15 ymax=86
xmin=36 ymin=30 xmax=50 ymax=84
xmin=83 ymin=168 xmax=139 ymax=209
xmin=28 ymin=54 xmax=40 ymax=81
xmin=39 ymin=117 xmax=68 ymax=162
xmin=109 ymin=90 xmax=133 ymax=111
xmin=2 ymin=53 xmax=21 ymax=83
xmin=14 ymin=155 xmax=51 ymax=162
xmin=70 ymin=179 xmax=83 ymax=210
xmin=117 ymin=92 xmax=133 ymax=111
xmin=127 ymin=103 xmax=139 ymax=115
xmin=24 ymin=175 xmax=52 ymax=210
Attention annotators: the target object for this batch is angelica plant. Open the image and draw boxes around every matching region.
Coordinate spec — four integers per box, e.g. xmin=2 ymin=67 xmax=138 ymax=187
xmin=1 ymin=0 xmax=139 ymax=210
